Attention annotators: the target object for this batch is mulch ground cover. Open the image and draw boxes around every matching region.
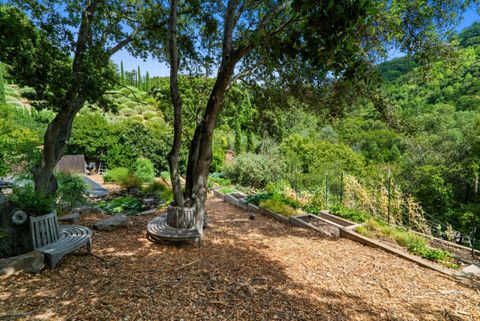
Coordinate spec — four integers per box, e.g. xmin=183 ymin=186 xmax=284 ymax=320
xmin=1 ymin=197 xmax=479 ymax=320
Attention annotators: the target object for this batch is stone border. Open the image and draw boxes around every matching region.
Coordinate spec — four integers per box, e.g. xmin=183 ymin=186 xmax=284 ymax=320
xmin=257 ymin=206 xmax=290 ymax=224
xmin=318 ymin=210 xmax=358 ymax=227
xmin=340 ymin=228 xmax=454 ymax=277
xmin=291 ymin=214 xmax=336 ymax=232
xmin=213 ymin=189 xmax=226 ymax=200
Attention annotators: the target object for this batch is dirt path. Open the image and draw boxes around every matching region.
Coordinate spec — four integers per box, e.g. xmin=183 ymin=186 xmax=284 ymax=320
xmin=1 ymin=198 xmax=479 ymax=320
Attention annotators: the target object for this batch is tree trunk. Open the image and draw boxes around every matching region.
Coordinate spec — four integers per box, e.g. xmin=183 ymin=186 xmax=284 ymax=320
xmin=184 ymin=60 xmax=237 ymax=233
xmin=31 ymin=1 xmax=98 ymax=196
xmin=32 ymin=98 xmax=86 ymax=196
xmin=167 ymin=0 xmax=184 ymax=207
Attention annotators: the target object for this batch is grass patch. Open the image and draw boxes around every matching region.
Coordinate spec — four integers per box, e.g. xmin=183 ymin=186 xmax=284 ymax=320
xmin=219 ymin=186 xmax=236 ymax=194
xmin=356 ymin=218 xmax=458 ymax=268
xmin=260 ymin=198 xmax=302 ymax=217
xmin=329 ymin=204 xmax=370 ymax=223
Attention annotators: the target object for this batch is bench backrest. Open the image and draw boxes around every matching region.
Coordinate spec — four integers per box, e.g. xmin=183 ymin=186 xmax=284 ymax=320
xmin=30 ymin=212 xmax=60 ymax=248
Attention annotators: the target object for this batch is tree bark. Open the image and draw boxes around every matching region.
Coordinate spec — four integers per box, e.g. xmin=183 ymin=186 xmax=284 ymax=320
xmin=32 ymin=97 xmax=86 ymax=195
xmin=184 ymin=58 xmax=238 ymax=233
xmin=32 ymin=0 xmax=97 ymax=196
xmin=167 ymin=0 xmax=184 ymax=207
xmin=182 ymin=1 xmax=252 ymax=234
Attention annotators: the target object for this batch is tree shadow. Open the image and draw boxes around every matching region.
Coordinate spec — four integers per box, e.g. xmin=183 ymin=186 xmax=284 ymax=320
xmin=0 ymin=200 xmax=478 ymax=320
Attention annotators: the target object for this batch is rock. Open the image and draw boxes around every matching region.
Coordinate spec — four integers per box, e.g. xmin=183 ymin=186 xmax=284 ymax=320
xmin=143 ymin=198 xmax=155 ymax=205
xmin=139 ymin=209 xmax=156 ymax=216
xmin=456 ymin=264 xmax=480 ymax=278
xmin=93 ymin=215 xmax=129 ymax=231
xmin=58 ymin=212 xmax=81 ymax=224
xmin=74 ymin=206 xmax=105 ymax=216
xmin=129 ymin=188 xmax=141 ymax=196
xmin=249 ymin=213 xmax=256 ymax=220
xmin=0 ymin=251 xmax=44 ymax=276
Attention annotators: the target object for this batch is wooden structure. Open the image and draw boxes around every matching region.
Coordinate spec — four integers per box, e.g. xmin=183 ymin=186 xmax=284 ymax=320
xmin=55 ymin=155 xmax=86 ymax=174
xmin=147 ymin=206 xmax=201 ymax=245
xmin=30 ymin=212 xmax=92 ymax=268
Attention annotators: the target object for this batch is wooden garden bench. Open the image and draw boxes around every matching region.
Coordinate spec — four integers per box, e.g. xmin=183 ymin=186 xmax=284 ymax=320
xmin=30 ymin=212 xmax=92 ymax=268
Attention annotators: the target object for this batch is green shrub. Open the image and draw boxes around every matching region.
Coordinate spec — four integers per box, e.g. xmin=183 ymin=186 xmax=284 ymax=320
xmin=160 ymin=171 xmax=170 ymax=180
xmin=130 ymin=115 xmax=144 ymax=122
xmin=135 ymin=158 xmax=155 ymax=183
xmin=159 ymin=188 xmax=174 ymax=204
xmin=98 ymin=196 xmax=142 ymax=215
xmin=143 ymin=180 xmax=167 ymax=195
xmin=32 ymin=109 xmax=55 ymax=123
xmin=134 ymin=105 xmax=147 ymax=113
xmin=246 ymin=192 xmax=273 ymax=205
xmin=19 ymin=86 xmax=36 ymax=100
xmin=5 ymin=86 xmax=20 ymax=99
xmin=119 ymin=171 xmax=144 ymax=190
xmin=223 ymin=152 xmax=285 ymax=188
xmin=56 ymin=172 xmax=87 ymax=208
xmin=147 ymin=116 xmax=166 ymax=125
xmin=8 ymin=184 xmax=55 ymax=216
xmin=125 ymin=100 xmax=138 ymax=108
xmin=330 ymin=204 xmax=370 ymax=223
xmin=0 ymin=65 xmax=5 ymax=104
xmin=142 ymin=180 xmax=173 ymax=204
xmin=103 ymin=167 xmax=129 ymax=183
xmin=209 ymin=173 xmax=232 ymax=187
xmin=260 ymin=199 xmax=302 ymax=217
xmin=120 ymin=107 xmax=135 ymax=116
xmin=143 ymin=111 xmax=157 ymax=120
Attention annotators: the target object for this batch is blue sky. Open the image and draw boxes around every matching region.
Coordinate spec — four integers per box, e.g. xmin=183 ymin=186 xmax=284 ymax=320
xmin=111 ymin=7 xmax=480 ymax=77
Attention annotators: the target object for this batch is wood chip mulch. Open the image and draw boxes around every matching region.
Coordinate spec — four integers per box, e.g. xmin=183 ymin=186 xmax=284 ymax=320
xmin=1 ymin=198 xmax=479 ymax=321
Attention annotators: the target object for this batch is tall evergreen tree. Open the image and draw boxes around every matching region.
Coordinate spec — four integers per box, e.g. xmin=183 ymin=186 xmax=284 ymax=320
xmin=137 ymin=66 xmax=141 ymax=87
xmin=120 ymin=61 xmax=125 ymax=85
xmin=145 ymin=71 xmax=150 ymax=91
xmin=0 ymin=63 xmax=5 ymax=104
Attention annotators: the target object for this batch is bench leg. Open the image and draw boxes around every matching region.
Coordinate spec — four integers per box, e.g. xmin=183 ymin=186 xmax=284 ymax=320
xmin=48 ymin=254 xmax=62 ymax=270
xmin=86 ymin=238 xmax=93 ymax=255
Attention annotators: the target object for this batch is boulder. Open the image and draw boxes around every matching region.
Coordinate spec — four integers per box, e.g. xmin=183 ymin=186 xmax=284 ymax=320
xmin=58 ymin=212 xmax=81 ymax=224
xmin=143 ymin=198 xmax=155 ymax=205
xmin=456 ymin=264 xmax=480 ymax=278
xmin=0 ymin=251 xmax=44 ymax=276
xmin=74 ymin=206 xmax=105 ymax=216
xmin=93 ymin=215 xmax=129 ymax=231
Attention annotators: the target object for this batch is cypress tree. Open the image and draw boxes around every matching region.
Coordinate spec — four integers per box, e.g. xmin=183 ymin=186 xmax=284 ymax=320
xmin=145 ymin=71 xmax=150 ymax=91
xmin=0 ymin=63 xmax=5 ymax=104
xmin=120 ymin=61 xmax=125 ymax=85
xmin=137 ymin=66 xmax=141 ymax=87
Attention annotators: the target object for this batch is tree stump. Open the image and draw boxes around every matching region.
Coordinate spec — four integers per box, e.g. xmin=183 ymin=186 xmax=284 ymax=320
xmin=0 ymin=193 xmax=33 ymax=258
xmin=166 ymin=206 xmax=196 ymax=228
